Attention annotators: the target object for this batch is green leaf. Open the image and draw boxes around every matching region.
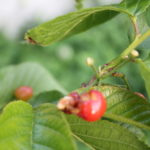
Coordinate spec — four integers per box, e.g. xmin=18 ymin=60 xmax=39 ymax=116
xmin=138 ymin=58 xmax=150 ymax=97
xmin=138 ymin=38 xmax=150 ymax=51
xmin=75 ymin=138 xmax=92 ymax=150
xmin=145 ymin=6 xmax=150 ymax=27
xmin=99 ymin=86 xmax=150 ymax=124
xmin=29 ymin=90 xmax=64 ymax=107
xmin=25 ymin=6 xmax=133 ymax=46
xmin=25 ymin=0 xmax=150 ymax=46
xmin=66 ymin=116 xmax=149 ymax=150
xmin=136 ymin=7 xmax=150 ymax=50
xmin=0 ymin=101 xmax=76 ymax=150
xmin=77 ymin=85 xmax=150 ymax=128
xmin=75 ymin=85 xmax=150 ymax=147
xmin=119 ymin=0 xmax=150 ymax=16
xmin=96 ymin=85 xmax=150 ymax=147
xmin=137 ymin=13 xmax=150 ymax=34
xmin=126 ymin=126 xmax=150 ymax=148
xmin=0 ymin=62 xmax=66 ymax=109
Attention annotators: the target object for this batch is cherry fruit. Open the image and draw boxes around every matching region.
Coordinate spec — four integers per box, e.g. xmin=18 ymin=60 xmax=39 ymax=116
xmin=57 ymin=90 xmax=107 ymax=122
xmin=77 ymin=90 xmax=107 ymax=122
xmin=15 ymin=86 xmax=33 ymax=101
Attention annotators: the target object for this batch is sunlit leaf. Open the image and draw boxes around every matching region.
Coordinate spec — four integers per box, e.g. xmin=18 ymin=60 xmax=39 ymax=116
xmin=25 ymin=6 xmax=133 ymax=46
xmin=119 ymin=0 xmax=150 ymax=16
xmin=0 ymin=101 xmax=76 ymax=150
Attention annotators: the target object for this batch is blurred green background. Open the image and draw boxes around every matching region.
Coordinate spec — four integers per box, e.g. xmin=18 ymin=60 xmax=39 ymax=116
xmin=0 ymin=0 xmax=148 ymax=96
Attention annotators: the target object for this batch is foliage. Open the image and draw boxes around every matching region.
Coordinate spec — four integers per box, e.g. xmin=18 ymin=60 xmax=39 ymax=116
xmin=0 ymin=0 xmax=150 ymax=149
xmin=0 ymin=15 xmax=147 ymax=92
xmin=0 ymin=101 xmax=76 ymax=150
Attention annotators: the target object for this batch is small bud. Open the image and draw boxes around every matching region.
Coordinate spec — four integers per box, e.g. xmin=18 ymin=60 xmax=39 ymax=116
xmin=123 ymin=55 xmax=129 ymax=59
xmin=98 ymin=66 xmax=101 ymax=72
xmin=131 ymin=50 xmax=139 ymax=57
xmin=86 ymin=57 xmax=94 ymax=66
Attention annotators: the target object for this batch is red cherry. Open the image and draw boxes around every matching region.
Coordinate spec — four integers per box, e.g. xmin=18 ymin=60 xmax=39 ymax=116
xmin=15 ymin=86 xmax=33 ymax=101
xmin=77 ymin=90 xmax=107 ymax=122
xmin=69 ymin=92 xmax=80 ymax=101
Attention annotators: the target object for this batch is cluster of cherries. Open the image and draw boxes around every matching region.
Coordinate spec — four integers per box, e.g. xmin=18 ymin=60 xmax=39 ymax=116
xmin=57 ymin=90 xmax=107 ymax=122
xmin=14 ymin=86 xmax=107 ymax=122
xmin=14 ymin=86 xmax=146 ymax=122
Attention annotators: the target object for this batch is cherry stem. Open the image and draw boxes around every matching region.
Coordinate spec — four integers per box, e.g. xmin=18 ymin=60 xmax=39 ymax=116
xmin=122 ymin=76 xmax=130 ymax=90
xmin=99 ymin=29 xmax=150 ymax=80
xmin=112 ymin=72 xmax=131 ymax=90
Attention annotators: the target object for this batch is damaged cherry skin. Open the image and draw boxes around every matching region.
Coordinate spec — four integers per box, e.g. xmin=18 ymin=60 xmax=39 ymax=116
xmin=57 ymin=90 xmax=107 ymax=122
xmin=77 ymin=90 xmax=107 ymax=122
